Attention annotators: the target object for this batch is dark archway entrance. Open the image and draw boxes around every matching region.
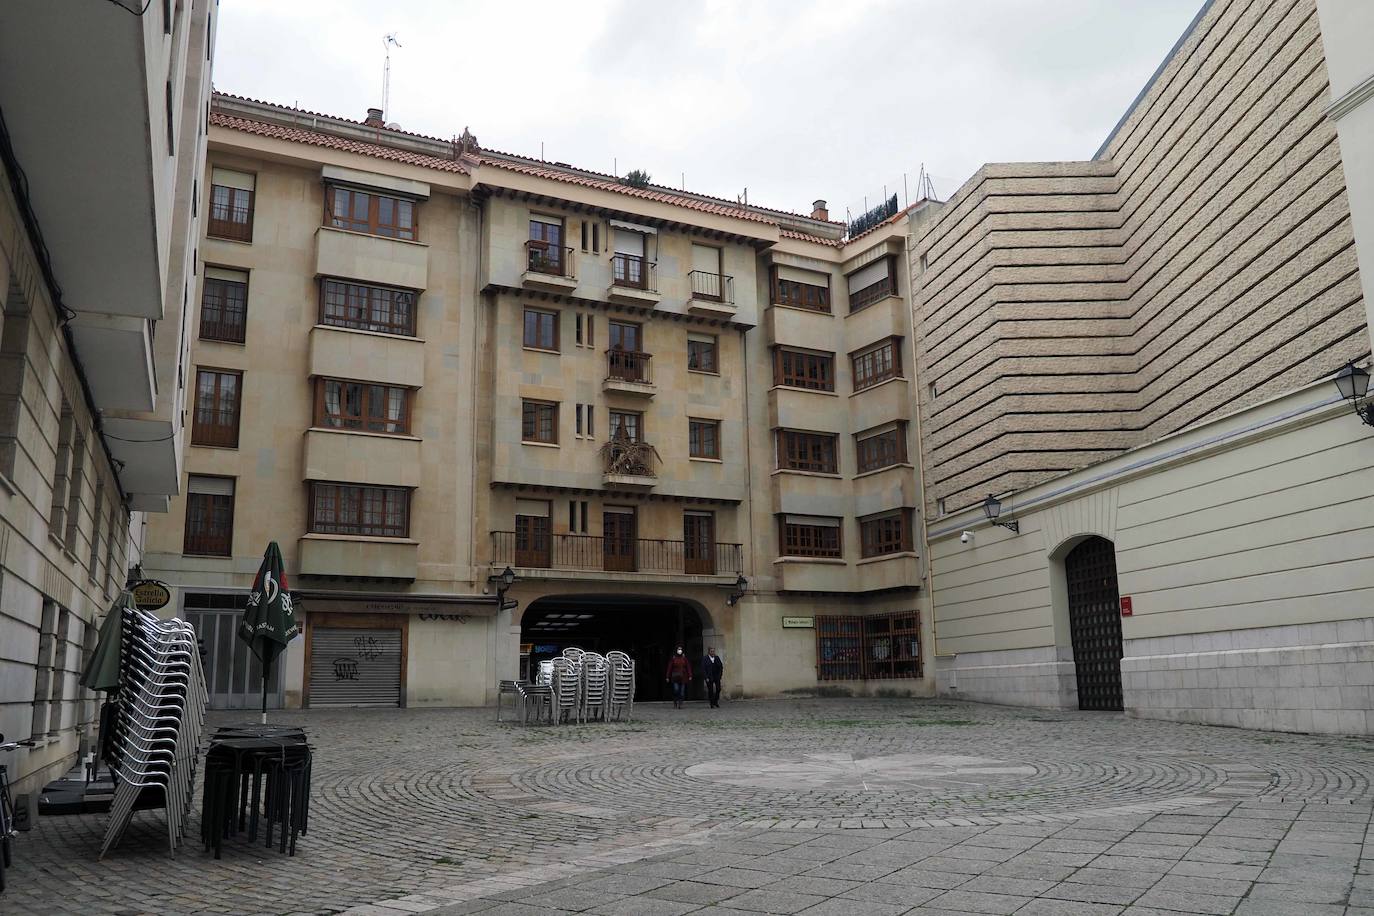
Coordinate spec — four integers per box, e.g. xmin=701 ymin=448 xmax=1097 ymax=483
xmin=1065 ymin=536 xmax=1124 ymax=711
xmin=521 ymin=596 xmax=706 ymax=702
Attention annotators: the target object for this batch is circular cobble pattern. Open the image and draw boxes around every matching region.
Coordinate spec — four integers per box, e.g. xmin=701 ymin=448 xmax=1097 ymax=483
xmin=8 ymin=698 xmax=1374 ymax=915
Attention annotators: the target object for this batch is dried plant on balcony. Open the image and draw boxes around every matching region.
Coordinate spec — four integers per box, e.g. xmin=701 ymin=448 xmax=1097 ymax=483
xmin=600 ymin=429 xmax=660 ymax=477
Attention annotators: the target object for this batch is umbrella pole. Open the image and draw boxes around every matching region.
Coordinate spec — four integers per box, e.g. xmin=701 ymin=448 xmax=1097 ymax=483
xmin=262 ymin=658 xmax=270 ymax=726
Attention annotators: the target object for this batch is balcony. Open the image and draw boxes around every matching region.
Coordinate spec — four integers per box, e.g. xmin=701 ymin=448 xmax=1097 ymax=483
xmin=315 ymin=226 xmax=429 ymax=291
xmin=687 ymin=270 xmax=736 ymax=318
xmin=298 ymin=534 xmax=418 ymax=581
xmin=309 ymin=324 xmax=425 ymax=389
xmin=522 ymin=241 xmax=578 ymax=292
xmin=603 ymin=349 xmax=655 ymax=397
xmin=492 ymin=531 xmax=742 ymax=579
xmin=608 ymin=253 xmax=661 ymax=306
xmin=303 ymin=428 xmax=421 ymax=488
xmin=601 ymin=436 xmax=659 ymax=489
xmin=849 ymin=276 xmax=897 ymax=312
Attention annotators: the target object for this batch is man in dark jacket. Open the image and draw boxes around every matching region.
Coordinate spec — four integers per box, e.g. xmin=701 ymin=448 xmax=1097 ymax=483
xmin=701 ymin=647 xmax=724 ymax=708
xmin=665 ymin=647 xmax=692 ymax=708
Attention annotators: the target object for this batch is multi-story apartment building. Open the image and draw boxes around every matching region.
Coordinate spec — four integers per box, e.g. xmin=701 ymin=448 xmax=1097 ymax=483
xmin=141 ymin=94 xmax=927 ymax=708
xmin=913 ymin=0 xmax=1374 ymax=734
xmin=0 ymin=0 xmax=216 ymax=796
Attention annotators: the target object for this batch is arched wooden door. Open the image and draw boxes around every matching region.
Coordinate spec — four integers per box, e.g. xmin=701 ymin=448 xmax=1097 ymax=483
xmin=1065 ymin=536 xmax=1123 ymax=711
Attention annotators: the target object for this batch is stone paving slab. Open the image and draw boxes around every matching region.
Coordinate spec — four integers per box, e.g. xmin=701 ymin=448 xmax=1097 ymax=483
xmin=5 ymin=697 xmax=1374 ymax=914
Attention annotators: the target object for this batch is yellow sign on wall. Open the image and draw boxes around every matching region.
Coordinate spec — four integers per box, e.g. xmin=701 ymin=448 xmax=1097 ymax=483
xmin=781 ymin=616 xmax=814 ymax=629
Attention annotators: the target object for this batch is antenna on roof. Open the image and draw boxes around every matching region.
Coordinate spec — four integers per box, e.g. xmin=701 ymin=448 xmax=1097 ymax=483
xmin=737 ymin=187 xmax=748 ymax=207
xmin=382 ymin=32 xmax=402 ymax=121
xmin=681 ymin=172 xmax=685 ymax=190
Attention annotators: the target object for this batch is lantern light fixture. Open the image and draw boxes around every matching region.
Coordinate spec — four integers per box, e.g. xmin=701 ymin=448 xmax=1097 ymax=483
xmin=1333 ymin=361 xmax=1374 ymax=427
xmin=983 ymin=494 xmax=1020 ymax=534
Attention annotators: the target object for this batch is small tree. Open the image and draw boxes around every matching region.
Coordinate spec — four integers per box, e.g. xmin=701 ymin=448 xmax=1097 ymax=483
xmin=622 ymin=169 xmax=651 ymax=189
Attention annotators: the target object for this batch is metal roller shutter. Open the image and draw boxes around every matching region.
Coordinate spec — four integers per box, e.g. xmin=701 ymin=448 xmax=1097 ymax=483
xmin=309 ymin=627 xmax=402 ymax=707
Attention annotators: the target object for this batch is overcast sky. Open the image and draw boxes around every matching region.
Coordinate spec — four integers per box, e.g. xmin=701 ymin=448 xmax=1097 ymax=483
xmin=212 ymin=0 xmax=1202 ymax=221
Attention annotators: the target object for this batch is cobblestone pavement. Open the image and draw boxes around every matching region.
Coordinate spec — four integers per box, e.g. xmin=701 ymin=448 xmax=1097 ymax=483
xmin=8 ymin=698 xmax=1374 ymax=915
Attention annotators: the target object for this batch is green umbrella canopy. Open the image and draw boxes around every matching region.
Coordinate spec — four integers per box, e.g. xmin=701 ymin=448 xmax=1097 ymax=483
xmin=80 ymin=593 xmax=129 ymax=693
xmin=239 ymin=541 xmax=299 ymax=666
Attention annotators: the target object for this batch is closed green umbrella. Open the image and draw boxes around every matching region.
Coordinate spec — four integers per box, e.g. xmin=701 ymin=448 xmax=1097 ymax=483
xmin=80 ymin=594 xmax=129 ymax=693
xmin=239 ymin=542 xmax=299 ymax=724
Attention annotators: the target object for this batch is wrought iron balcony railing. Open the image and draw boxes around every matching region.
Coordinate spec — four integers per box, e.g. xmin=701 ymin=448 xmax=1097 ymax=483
xmin=688 ymin=270 xmax=734 ymax=304
xmin=525 ymin=240 xmax=575 ymax=278
xmin=606 ymin=349 xmax=652 ymax=384
xmin=492 ymin=531 xmax=742 ymax=576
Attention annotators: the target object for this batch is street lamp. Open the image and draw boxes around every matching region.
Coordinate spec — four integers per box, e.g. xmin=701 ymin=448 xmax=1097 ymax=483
xmin=1333 ymin=361 xmax=1374 ymax=427
xmin=488 ymin=566 xmax=516 ymax=608
xmin=982 ymin=494 xmax=1020 ymax=534
xmin=726 ymin=574 xmax=748 ymax=607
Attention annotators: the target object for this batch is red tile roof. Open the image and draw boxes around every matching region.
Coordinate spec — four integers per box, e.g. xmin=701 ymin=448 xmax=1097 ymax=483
xmin=780 ymin=228 xmax=845 ymax=248
xmin=210 ymin=112 xmax=471 ymax=174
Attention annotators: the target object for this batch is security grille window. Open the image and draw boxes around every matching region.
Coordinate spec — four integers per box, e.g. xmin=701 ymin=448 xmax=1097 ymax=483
xmin=687 ymin=333 xmax=718 ymax=373
xmin=774 ymin=348 xmax=834 ymax=391
xmin=208 ymin=167 xmax=254 ymax=241
xmin=859 ymin=509 xmax=913 ymax=557
xmin=855 ymin=424 xmax=907 ymax=473
xmin=309 ymin=483 xmax=410 ymax=537
xmin=847 ymin=256 xmax=896 ymax=312
xmin=772 ymin=266 xmax=831 ymax=312
xmin=523 ymin=308 xmax=559 ymax=351
xmin=320 ymin=279 xmax=417 ymax=336
xmin=326 ymin=185 xmax=417 ymax=240
xmin=777 ymin=430 xmax=837 ymax=473
xmin=315 ymin=379 xmax=411 ymax=435
xmin=522 ymin=400 xmax=558 ymax=444
xmin=192 ymin=368 xmax=242 ymax=447
xmin=779 ymin=514 xmax=842 ymax=558
xmin=689 ymin=419 xmax=720 ymax=459
xmin=816 ymin=613 xmax=921 ymax=681
xmin=200 ymin=267 xmax=248 ymax=343
xmin=852 ymin=338 xmax=901 ymax=390
xmin=184 ymin=475 xmax=235 ymax=556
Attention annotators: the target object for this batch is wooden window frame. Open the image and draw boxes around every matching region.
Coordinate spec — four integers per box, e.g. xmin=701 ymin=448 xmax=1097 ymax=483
xmin=522 ymin=400 xmax=559 ymax=444
xmin=851 ymin=337 xmax=902 ymax=391
xmin=770 ymin=266 xmax=831 ymax=313
xmin=313 ymin=378 xmax=413 ymax=436
xmin=200 ymin=269 xmax=248 ymax=343
xmin=609 ymin=409 xmax=643 ymax=443
xmin=859 ymin=509 xmax=914 ymax=558
xmin=325 ymin=185 xmax=418 ymax=241
xmin=191 ymin=368 xmax=242 ymax=448
xmin=816 ymin=613 xmax=922 ymax=681
xmin=778 ymin=516 xmax=842 ymax=559
xmin=319 ymin=278 xmax=418 ymax=337
xmin=855 ymin=424 xmax=908 ymax=473
xmin=523 ymin=307 xmax=560 ymax=352
xmin=687 ymin=335 xmax=719 ymax=374
xmin=207 ymin=181 xmax=254 ymax=241
xmin=847 ymin=256 xmax=897 ymax=313
xmin=515 ymin=504 xmax=552 ymax=567
xmin=183 ymin=477 xmax=235 ymax=556
xmin=777 ymin=429 xmax=838 ymax=474
xmin=307 ymin=482 xmax=411 ymax=538
xmin=688 ymin=419 xmax=721 ymax=459
xmin=774 ymin=347 xmax=835 ymax=391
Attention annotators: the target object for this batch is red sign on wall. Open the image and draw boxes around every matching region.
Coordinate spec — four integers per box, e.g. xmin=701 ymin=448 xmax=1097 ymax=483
xmin=1120 ymin=596 xmax=1133 ymax=617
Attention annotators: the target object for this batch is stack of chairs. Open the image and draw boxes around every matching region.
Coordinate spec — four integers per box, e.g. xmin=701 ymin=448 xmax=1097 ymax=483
xmin=579 ymin=652 xmax=609 ymax=723
xmin=99 ymin=608 xmax=207 ymax=859
xmin=201 ymin=725 xmax=313 ymax=858
xmin=607 ymin=651 xmax=636 ymax=722
xmin=549 ymin=657 xmax=579 ymax=724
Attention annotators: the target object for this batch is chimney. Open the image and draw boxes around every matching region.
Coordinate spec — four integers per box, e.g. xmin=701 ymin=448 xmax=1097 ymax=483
xmin=365 ymin=107 xmax=385 ymax=127
xmin=811 ymin=199 xmax=829 ymax=221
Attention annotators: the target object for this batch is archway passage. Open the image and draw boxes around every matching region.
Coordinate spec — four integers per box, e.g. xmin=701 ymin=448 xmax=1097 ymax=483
xmin=521 ymin=596 xmax=706 ymax=702
xmin=1065 ymin=536 xmax=1124 ymax=711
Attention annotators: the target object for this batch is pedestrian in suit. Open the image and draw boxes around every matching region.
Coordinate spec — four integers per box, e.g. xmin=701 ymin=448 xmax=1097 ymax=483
xmin=701 ymin=647 xmax=724 ymax=708
xmin=665 ymin=647 xmax=692 ymax=708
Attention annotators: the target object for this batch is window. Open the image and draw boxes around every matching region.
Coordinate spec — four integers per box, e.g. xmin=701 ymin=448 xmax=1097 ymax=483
xmin=852 ymin=338 xmax=901 ymax=390
xmin=49 ymin=402 xmax=75 ymax=536
xmin=326 ymin=186 xmax=417 ymax=240
xmin=777 ymin=430 xmax=837 ymax=474
xmin=772 ymin=267 xmax=831 ymax=312
xmin=574 ymin=404 xmax=597 ymax=439
xmin=315 ymin=379 xmax=411 ymax=435
xmin=201 ymin=268 xmax=248 ymax=343
xmin=320 ymin=279 xmax=417 ymax=336
xmin=88 ymin=480 xmax=104 ymax=580
xmin=774 ymin=348 xmax=834 ymax=391
xmin=192 ymin=368 xmax=242 ymax=447
xmin=856 ymin=424 xmax=908 ymax=473
xmin=515 ymin=499 xmax=551 ymax=567
xmin=30 ymin=601 xmax=64 ymax=739
xmin=860 ymin=509 xmax=913 ymax=558
xmin=579 ymin=219 xmax=602 ymax=254
xmin=847 ymin=256 xmax=896 ymax=312
xmin=522 ymin=400 xmax=558 ymax=444
xmin=689 ymin=244 xmax=728 ymax=301
xmin=164 ymin=80 xmax=175 ymax=155
xmin=184 ymin=475 xmax=235 ymax=556
xmin=687 ymin=334 xmax=718 ymax=373
xmin=609 ymin=410 xmax=642 ymax=443
xmin=817 ymin=613 xmax=921 ymax=681
xmin=779 ymin=515 xmax=842 ymax=558
xmin=568 ymin=499 xmax=589 ymax=534
xmin=528 ymin=217 xmax=566 ymax=275
xmin=689 ymin=419 xmax=720 ymax=459
xmin=309 ymin=482 xmax=410 ymax=538
xmin=523 ymin=308 xmax=559 ymax=351
xmin=684 ymin=511 xmax=716 ymax=574
xmin=105 ymin=507 xmax=120 ymax=596
xmin=208 ymin=168 xmax=254 ymax=241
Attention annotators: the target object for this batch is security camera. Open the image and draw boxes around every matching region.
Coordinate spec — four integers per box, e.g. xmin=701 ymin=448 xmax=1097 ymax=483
xmin=960 ymin=531 xmax=974 ymax=544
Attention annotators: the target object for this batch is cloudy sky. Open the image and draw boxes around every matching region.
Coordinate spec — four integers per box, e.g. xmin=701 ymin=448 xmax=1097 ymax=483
xmin=212 ymin=0 xmax=1202 ymax=220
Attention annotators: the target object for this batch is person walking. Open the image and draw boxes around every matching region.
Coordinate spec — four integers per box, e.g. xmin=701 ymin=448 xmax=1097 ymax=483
xmin=665 ymin=646 xmax=692 ymax=708
xmin=701 ymin=647 xmax=724 ymax=708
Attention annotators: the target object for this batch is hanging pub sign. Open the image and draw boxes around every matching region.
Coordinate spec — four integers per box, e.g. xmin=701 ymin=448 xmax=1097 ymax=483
xmin=130 ymin=579 xmax=173 ymax=611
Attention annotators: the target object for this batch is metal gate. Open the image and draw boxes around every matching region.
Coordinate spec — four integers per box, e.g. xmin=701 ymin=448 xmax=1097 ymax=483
xmin=1065 ymin=536 xmax=1123 ymax=711
xmin=186 ymin=595 xmax=283 ymax=710
xmin=308 ymin=627 xmax=402 ymax=707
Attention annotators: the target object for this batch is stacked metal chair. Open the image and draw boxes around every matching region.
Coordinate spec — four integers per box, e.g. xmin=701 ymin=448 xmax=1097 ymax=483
xmin=606 ymin=651 xmax=636 ymax=722
xmin=549 ymin=657 xmax=579 ymax=724
xmin=579 ymin=652 xmax=609 ymax=723
xmin=99 ymin=608 xmax=207 ymax=859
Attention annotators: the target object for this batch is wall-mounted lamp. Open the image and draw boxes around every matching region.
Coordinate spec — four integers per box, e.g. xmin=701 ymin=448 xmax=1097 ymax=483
xmin=488 ymin=566 xmax=516 ymax=608
xmin=726 ymin=574 xmax=748 ymax=607
xmin=1334 ymin=361 xmax=1374 ymax=427
xmin=983 ymin=494 xmax=1020 ymax=534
